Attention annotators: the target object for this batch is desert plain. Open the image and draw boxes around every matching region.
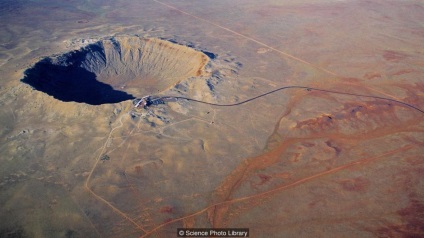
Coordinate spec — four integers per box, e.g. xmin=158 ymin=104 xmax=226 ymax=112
xmin=0 ymin=0 xmax=423 ymax=237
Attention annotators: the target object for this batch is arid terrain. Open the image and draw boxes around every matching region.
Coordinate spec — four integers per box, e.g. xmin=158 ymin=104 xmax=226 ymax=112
xmin=0 ymin=0 xmax=423 ymax=237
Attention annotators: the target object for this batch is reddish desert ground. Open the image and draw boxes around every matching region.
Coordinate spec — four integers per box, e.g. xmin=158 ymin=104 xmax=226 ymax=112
xmin=0 ymin=0 xmax=423 ymax=237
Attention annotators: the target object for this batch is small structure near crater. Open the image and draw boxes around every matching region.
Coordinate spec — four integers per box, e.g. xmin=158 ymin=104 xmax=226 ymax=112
xmin=133 ymin=96 xmax=166 ymax=109
xmin=133 ymin=96 xmax=152 ymax=109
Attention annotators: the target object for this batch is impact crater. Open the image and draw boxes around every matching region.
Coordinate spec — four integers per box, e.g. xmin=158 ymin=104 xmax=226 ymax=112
xmin=22 ymin=36 xmax=211 ymax=105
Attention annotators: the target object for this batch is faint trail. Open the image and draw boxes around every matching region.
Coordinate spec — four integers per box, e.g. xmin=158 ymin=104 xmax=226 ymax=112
xmin=84 ymin=111 xmax=216 ymax=235
xmin=68 ymin=190 xmax=102 ymax=237
xmin=152 ymin=0 xmax=339 ymax=77
xmin=226 ymin=144 xmax=414 ymax=204
xmin=139 ymin=144 xmax=414 ymax=238
xmin=121 ymin=112 xmax=144 ymax=164
xmin=85 ymin=115 xmax=124 ymax=192
xmin=9 ymin=107 xmax=16 ymax=121
xmin=342 ymin=81 xmax=403 ymax=101
xmin=85 ymin=114 xmax=148 ymax=234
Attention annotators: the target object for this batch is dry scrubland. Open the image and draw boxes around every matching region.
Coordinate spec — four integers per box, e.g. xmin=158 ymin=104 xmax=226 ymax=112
xmin=0 ymin=0 xmax=423 ymax=237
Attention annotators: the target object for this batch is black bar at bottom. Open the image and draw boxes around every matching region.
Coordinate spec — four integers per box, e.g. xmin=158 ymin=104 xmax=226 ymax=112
xmin=177 ymin=228 xmax=249 ymax=237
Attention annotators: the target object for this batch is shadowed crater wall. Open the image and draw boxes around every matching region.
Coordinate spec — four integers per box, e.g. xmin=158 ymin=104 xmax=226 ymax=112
xmin=22 ymin=58 xmax=135 ymax=105
xmin=22 ymin=36 xmax=210 ymax=105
